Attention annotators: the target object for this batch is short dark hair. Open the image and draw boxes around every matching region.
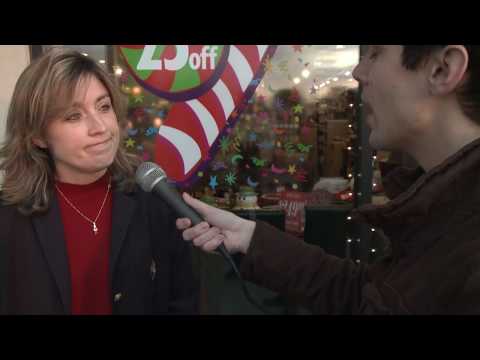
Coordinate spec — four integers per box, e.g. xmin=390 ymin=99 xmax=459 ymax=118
xmin=402 ymin=45 xmax=480 ymax=124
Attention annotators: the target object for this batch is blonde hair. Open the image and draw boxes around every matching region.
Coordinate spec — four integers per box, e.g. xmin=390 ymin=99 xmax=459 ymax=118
xmin=0 ymin=47 xmax=141 ymax=215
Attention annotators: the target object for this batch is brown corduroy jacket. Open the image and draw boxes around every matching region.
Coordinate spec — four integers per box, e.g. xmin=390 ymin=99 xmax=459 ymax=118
xmin=241 ymin=138 xmax=480 ymax=314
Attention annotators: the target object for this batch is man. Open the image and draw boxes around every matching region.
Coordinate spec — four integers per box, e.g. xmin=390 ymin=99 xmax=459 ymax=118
xmin=177 ymin=45 xmax=480 ymax=314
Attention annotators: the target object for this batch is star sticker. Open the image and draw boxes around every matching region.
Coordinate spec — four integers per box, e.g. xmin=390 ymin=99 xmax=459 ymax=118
xmin=225 ymin=172 xmax=237 ymax=186
xmin=309 ymin=86 xmax=317 ymax=95
xmin=288 ymin=164 xmax=297 ymax=175
xmin=293 ymin=104 xmax=304 ymax=114
xmin=125 ymin=138 xmax=135 ymax=148
xmin=134 ymin=94 xmax=144 ymax=103
xmin=209 ymin=176 xmax=218 ymax=191
xmin=220 ymin=137 xmax=231 ymax=153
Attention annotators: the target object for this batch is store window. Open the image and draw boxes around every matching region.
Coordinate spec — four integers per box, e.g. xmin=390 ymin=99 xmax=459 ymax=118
xmin=112 ymin=45 xmax=364 ymax=236
xmin=39 ymin=45 xmax=390 ymax=256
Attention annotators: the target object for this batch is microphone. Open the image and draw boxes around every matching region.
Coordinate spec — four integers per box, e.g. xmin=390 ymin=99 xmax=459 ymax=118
xmin=136 ymin=162 xmax=272 ymax=314
xmin=135 ymin=162 xmax=230 ymax=259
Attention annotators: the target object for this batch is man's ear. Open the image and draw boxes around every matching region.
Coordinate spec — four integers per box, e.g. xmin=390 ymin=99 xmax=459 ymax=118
xmin=428 ymin=45 xmax=469 ymax=96
xmin=32 ymin=138 xmax=47 ymax=149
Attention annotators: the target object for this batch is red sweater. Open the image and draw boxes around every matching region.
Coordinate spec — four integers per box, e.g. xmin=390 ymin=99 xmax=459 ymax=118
xmin=55 ymin=172 xmax=113 ymax=315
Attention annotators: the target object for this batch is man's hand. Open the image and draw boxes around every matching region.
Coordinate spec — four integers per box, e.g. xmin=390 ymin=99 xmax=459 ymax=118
xmin=175 ymin=193 xmax=256 ymax=255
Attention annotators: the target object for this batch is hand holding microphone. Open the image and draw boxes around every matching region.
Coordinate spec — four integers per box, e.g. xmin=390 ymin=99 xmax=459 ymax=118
xmin=136 ymin=162 xmax=269 ymax=314
xmin=135 ymin=162 xmax=255 ymax=256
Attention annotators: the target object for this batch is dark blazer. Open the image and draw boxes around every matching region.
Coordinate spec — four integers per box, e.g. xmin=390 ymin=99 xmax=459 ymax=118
xmin=0 ymin=185 xmax=199 ymax=315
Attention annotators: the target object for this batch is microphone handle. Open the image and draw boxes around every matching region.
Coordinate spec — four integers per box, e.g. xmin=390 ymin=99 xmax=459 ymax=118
xmin=152 ymin=181 xmax=230 ymax=258
xmin=153 ymin=181 xmax=204 ymax=225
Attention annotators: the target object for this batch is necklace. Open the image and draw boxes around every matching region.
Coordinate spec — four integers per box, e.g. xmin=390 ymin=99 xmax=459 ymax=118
xmin=55 ymin=176 xmax=111 ymax=235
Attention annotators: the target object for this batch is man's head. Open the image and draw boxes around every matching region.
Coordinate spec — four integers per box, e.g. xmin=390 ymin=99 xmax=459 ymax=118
xmin=353 ymin=45 xmax=479 ymax=154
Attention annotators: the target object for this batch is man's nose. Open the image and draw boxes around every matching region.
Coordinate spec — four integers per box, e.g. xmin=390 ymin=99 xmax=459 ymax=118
xmin=352 ymin=56 xmax=370 ymax=86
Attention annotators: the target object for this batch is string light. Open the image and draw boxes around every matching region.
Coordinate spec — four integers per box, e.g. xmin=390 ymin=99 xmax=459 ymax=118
xmin=114 ymin=67 xmax=123 ymax=76
xmin=132 ymin=86 xmax=142 ymax=95
xmin=153 ymin=117 xmax=163 ymax=128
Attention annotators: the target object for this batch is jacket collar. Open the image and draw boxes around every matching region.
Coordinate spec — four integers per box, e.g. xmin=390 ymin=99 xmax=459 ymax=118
xmin=31 ymin=185 xmax=138 ymax=314
xmin=32 ymin=195 xmax=71 ymax=314
xmin=109 ymin=187 xmax=137 ymax=279
xmin=353 ymin=137 xmax=480 ymax=229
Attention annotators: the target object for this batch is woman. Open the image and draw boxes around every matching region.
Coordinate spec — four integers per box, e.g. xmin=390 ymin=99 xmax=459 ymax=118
xmin=0 ymin=47 xmax=199 ymax=315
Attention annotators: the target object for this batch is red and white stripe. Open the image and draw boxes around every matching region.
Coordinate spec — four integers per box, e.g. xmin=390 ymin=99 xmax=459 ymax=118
xmin=155 ymin=45 xmax=271 ymax=182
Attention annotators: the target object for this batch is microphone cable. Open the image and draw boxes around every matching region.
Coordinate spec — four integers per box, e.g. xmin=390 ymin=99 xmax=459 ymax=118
xmin=215 ymin=243 xmax=274 ymax=315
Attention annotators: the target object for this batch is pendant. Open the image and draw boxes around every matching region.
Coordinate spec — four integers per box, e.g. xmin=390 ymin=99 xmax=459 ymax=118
xmin=93 ymin=222 xmax=98 ymax=235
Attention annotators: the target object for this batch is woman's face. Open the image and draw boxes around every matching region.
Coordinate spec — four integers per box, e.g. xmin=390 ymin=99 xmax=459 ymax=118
xmin=35 ymin=75 xmax=120 ymax=184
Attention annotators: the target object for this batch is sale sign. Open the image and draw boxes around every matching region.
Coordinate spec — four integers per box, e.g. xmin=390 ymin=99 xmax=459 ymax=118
xmin=118 ymin=45 xmax=277 ymax=185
